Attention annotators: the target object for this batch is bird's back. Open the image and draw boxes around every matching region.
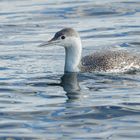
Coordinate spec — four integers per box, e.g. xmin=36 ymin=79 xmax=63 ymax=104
xmin=81 ymin=50 xmax=140 ymax=73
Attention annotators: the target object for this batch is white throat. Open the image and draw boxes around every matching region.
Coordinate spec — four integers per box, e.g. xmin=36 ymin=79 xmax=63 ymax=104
xmin=64 ymin=38 xmax=82 ymax=72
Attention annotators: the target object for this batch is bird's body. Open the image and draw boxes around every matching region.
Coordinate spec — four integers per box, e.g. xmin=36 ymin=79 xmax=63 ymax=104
xmin=81 ymin=50 xmax=140 ymax=73
xmin=39 ymin=28 xmax=140 ymax=73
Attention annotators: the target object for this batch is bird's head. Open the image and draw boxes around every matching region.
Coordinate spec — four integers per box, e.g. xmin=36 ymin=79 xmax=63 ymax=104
xmin=39 ymin=28 xmax=81 ymax=48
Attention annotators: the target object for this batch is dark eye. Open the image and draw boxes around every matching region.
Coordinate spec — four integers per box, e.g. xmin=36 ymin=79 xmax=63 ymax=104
xmin=61 ymin=35 xmax=65 ymax=40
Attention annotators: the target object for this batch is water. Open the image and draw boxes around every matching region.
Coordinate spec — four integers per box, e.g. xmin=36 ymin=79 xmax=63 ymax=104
xmin=0 ymin=0 xmax=140 ymax=139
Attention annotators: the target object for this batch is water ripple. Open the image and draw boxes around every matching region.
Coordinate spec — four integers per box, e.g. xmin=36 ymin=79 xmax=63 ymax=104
xmin=0 ymin=0 xmax=140 ymax=139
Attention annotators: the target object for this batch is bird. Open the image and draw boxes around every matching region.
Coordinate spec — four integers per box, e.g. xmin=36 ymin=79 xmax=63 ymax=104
xmin=39 ymin=28 xmax=140 ymax=73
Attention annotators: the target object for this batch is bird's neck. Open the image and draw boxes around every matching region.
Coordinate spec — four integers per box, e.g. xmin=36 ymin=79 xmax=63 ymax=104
xmin=64 ymin=39 xmax=82 ymax=73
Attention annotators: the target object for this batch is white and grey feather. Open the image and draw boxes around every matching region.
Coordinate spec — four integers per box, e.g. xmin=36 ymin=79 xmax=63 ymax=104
xmin=39 ymin=28 xmax=140 ymax=73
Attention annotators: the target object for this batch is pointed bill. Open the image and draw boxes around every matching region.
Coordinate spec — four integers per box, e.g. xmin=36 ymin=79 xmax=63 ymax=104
xmin=38 ymin=37 xmax=60 ymax=47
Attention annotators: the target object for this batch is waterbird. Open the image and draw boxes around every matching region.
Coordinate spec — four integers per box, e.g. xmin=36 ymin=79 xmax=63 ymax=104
xmin=39 ymin=28 xmax=140 ymax=73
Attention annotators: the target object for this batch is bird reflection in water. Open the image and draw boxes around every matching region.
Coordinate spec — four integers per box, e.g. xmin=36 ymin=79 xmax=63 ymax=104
xmin=60 ymin=72 xmax=82 ymax=102
xmin=60 ymin=73 xmax=140 ymax=119
xmin=46 ymin=73 xmax=140 ymax=119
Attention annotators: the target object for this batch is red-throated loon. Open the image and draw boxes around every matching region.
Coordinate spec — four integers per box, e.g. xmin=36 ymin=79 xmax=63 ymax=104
xmin=39 ymin=28 xmax=140 ymax=73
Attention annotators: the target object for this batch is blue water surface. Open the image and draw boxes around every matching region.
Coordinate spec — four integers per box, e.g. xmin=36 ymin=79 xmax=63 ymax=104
xmin=0 ymin=0 xmax=140 ymax=139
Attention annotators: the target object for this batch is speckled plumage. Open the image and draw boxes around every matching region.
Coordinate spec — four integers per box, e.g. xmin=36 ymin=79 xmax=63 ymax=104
xmin=81 ymin=50 xmax=140 ymax=73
